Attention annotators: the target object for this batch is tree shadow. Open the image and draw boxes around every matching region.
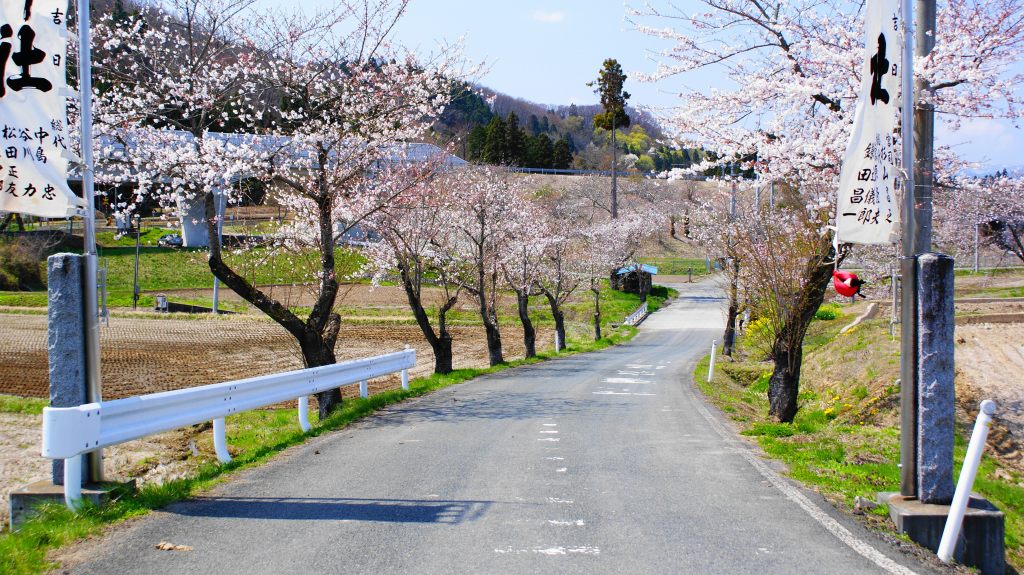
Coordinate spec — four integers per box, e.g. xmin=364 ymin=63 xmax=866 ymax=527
xmin=172 ymin=496 xmax=496 ymax=524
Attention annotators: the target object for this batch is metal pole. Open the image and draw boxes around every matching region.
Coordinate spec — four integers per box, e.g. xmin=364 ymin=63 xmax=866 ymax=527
xmin=898 ymin=0 xmax=918 ymax=498
xmin=77 ymin=0 xmax=104 ymax=483
xmin=132 ymin=216 xmax=140 ymax=310
xmin=212 ymin=187 xmax=224 ymax=314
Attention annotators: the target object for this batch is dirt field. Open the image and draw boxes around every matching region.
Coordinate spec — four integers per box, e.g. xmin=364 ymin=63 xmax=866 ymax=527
xmin=0 ymin=309 xmax=554 ymax=526
xmin=955 ymin=322 xmax=1024 ymax=466
xmin=0 ymin=312 xmax=553 ymax=399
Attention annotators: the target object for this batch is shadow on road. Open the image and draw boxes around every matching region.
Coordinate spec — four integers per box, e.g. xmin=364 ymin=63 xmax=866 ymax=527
xmin=173 ymin=496 xmax=494 ymax=524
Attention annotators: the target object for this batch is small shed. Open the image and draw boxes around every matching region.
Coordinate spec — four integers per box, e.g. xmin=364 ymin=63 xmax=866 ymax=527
xmin=612 ymin=263 xmax=658 ymax=299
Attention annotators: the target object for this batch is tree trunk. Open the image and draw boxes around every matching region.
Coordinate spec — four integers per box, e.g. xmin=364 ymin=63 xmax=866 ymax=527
xmin=516 ymin=291 xmax=537 ymax=358
xmin=543 ymin=291 xmax=567 ymax=352
xmin=592 ymin=286 xmax=602 ymax=341
xmin=723 ymin=259 xmax=740 ymax=356
xmin=297 ymin=328 xmax=342 ymax=420
xmin=768 ymin=346 xmax=801 ymax=423
xmin=766 ymin=243 xmax=837 ymax=423
xmin=483 ymin=316 xmax=504 ymax=365
xmin=434 ymin=333 xmax=454 ymax=374
xmin=396 ymin=257 xmax=455 ymax=375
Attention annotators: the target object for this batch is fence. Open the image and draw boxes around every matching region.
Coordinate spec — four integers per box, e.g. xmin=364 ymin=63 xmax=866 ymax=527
xmin=623 ymin=302 xmax=649 ymax=326
xmin=42 ymin=347 xmax=415 ymax=507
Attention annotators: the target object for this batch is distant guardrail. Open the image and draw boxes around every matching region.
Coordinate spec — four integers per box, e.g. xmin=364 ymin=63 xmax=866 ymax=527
xmin=623 ymin=302 xmax=649 ymax=326
xmin=42 ymin=347 xmax=415 ymax=507
xmin=506 ymin=167 xmax=711 ymax=181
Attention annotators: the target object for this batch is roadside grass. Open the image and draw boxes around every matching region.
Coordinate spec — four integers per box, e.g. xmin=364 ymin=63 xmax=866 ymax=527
xmin=639 ymin=257 xmax=711 ymax=277
xmin=695 ymin=303 xmax=1024 ymax=569
xmin=0 ymin=313 xmax=641 ymax=574
xmin=0 ymin=394 xmax=46 ymax=415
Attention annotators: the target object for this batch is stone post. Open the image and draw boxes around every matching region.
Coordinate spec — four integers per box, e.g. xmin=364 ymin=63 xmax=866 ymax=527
xmin=47 ymin=253 xmax=91 ymax=485
xmin=917 ymin=253 xmax=955 ymax=503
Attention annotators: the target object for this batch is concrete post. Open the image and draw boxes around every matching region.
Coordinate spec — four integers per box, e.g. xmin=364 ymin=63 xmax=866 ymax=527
xmin=46 ymin=254 xmax=90 ymax=485
xmin=917 ymin=253 xmax=955 ymax=504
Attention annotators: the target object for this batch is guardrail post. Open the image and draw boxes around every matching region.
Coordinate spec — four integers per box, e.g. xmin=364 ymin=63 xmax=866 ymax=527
xmin=359 ymin=380 xmax=368 ymax=398
xmin=938 ymin=400 xmax=997 ymax=563
xmin=63 ymin=455 xmax=82 ymax=509
xmin=707 ymin=340 xmax=717 ymax=384
xmin=401 ymin=370 xmax=409 ymax=391
xmin=213 ymin=417 xmax=231 ymax=464
xmin=298 ymin=396 xmax=311 ymax=432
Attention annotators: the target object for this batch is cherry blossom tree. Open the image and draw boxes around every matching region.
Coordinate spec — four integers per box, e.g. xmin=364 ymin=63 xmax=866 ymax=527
xmin=449 ymin=166 xmax=526 ymax=366
xmin=94 ymin=0 xmax=464 ymax=416
xmin=501 ymin=198 xmax=549 ymax=359
xmin=936 ymin=174 xmax=1024 ymax=264
xmin=363 ymin=166 xmax=465 ymax=374
xmin=632 ymin=0 xmax=1024 ymax=421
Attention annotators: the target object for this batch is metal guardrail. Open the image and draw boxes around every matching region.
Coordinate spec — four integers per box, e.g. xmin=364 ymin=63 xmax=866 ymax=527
xmin=42 ymin=347 xmax=415 ymax=507
xmin=623 ymin=302 xmax=649 ymax=326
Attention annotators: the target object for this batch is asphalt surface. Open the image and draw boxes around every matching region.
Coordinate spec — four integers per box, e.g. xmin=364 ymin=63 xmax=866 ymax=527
xmin=66 ymin=278 xmax=933 ymax=574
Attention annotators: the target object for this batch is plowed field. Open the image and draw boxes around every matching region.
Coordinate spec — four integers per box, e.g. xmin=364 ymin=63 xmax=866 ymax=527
xmin=0 ymin=313 xmax=553 ymax=399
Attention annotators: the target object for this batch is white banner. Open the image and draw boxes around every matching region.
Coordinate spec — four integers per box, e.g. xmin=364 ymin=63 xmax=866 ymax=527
xmin=0 ymin=0 xmax=81 ymax=218
xmin=836 ymin=0 xmax=902 ymax=245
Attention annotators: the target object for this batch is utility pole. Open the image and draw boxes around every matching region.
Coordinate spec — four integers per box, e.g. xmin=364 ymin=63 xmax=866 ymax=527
xmin=77 ymin=0 xmax=104 ymax=484
xmin=899 ymin=0 xmax=936 ymax=499
xmin=132 ymin=215 xmax=141 ymax=310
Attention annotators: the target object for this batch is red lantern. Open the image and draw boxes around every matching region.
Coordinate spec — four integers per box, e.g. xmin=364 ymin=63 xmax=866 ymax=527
xmin=833 ymin=270 xmax=866 ymax=298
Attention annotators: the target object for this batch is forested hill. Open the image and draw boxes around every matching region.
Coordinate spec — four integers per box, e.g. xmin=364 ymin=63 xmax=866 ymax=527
xmin=432 ymin=84 xmax=705 ymax=172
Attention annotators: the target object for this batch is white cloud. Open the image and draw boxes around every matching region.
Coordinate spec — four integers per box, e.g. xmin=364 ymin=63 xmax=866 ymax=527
xmin=532 ymin=10 xmax=566 ymax=24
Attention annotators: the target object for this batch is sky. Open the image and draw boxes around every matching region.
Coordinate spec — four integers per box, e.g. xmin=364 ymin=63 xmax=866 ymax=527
xmin=292 ymin=0 xmax=1022 ymax=170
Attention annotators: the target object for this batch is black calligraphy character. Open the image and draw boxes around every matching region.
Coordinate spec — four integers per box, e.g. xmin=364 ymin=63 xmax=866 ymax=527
xmin=0 ymin=25 xmax=12 ymax=98
xmin=42 ymin=183 xmax=54 ymax=200
xmin=4 ymin=146 xmax=15 ymax=159
xmin=7 ymin=165 xmax=16 ymax=178
xmin=869 ymin=34 xmax=890 ymax=105
xmin=52 ymin=9 xmax=64 ymax=26
xmin=8 ymin=24 xmax=53 ymax=93
xmin=34 ymin=147 xmax=45 ymax=163
xmin=49 ymin=119 xmax=62 ymax=132
xmin=52 ymin=133 xmax=65 ymax=149
xmin=22 ymin=183 xmax=36 ymax=197
xmin=4 ymin=181 xmax=17 ymax=196
xmin=24 ymin=0 xmax=33 ymax=20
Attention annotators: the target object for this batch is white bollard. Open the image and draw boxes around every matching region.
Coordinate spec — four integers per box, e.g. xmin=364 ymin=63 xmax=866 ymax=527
xmin=298 ymin=396 xmax=311 ymax=432
xmin=63 ymin=454 xmax=82 ymax=509
xmin=401 ymin=369 xmax=409 ymax=391
xmin=213 ymin=417 xmax=232 ymax=464
xmin=359 ymin=380 xmax=368 ymax=398
xmin=707 ymin=340 xmax=717 ymax=383
xmin=937 ymin=400 xmax=997 ymax=563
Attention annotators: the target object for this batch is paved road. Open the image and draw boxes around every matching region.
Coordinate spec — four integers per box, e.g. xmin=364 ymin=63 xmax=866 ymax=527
xmin=67 ymin=279 xmax=931 ymax=574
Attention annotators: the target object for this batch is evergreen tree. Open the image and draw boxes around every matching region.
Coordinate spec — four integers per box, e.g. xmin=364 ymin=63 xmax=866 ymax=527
xmin=540 ymin=116 xmax=550 ymax=133
xmin=588 ymin=59 xmax=631 ymax=217
xmin=483 ymin=116 xmax=508 ymax=164
xmin=467 ymin=125 xmax=487 ymax=162
xmin=528 ymin=114 xmax=541 ymax=136
xmin=552 ymin=137 xmax=573 ymax=169
xmin=505 ymin=112 xmax=526 ymax=166
xmin=529 ymin=134 xmax=554 ymax=169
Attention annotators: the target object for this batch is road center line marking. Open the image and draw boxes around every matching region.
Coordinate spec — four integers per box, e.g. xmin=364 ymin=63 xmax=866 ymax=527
xmin=538 ymin=438 xmax=561 ymax=442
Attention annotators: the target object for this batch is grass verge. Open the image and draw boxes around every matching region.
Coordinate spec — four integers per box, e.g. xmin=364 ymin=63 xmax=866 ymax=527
xmin=0 ymin=321 xmax=639 ymax=574
xmin=695 ymin=304 xmax=1024 ymax=569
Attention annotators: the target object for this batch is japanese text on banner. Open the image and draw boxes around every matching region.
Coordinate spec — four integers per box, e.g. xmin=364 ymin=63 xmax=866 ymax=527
xmin=0 ymin=0 xmax=81 ymax=218
xmin=836 ymin=0 xmax=901 ymax=245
